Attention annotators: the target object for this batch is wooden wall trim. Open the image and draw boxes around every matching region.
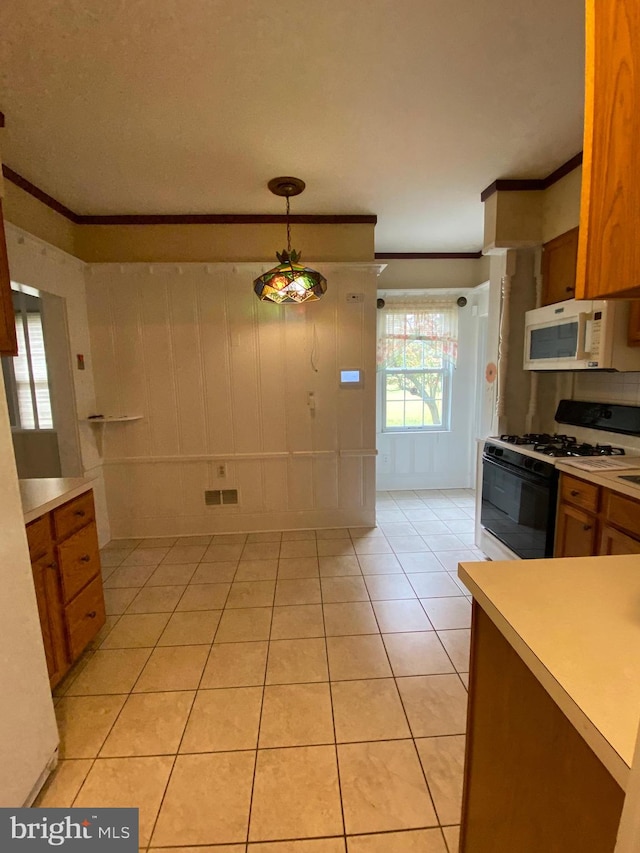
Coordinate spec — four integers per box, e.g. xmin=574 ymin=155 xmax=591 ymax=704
xmin=375 ymin=251 xmax=482 ymax=259
xmin=542 ymin=152 xmax=583 ymax=189
xmin=1 ymin=165 xmax=376 ymax=226
xmin=76 ymin=213 xmax=377 ymax=225
xmin=2 ymin=165 xmax=80 ymax=222
xmin=480 ymin=152 xmax=584 ymax=202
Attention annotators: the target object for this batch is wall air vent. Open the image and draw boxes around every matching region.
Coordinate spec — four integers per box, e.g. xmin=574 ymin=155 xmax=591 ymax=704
xmin=205 ymin=489 xmax=239 ymax=506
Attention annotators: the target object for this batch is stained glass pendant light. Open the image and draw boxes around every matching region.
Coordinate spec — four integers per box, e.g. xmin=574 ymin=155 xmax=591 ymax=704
xmin=253 ymin=177 xmax=327 ymax=304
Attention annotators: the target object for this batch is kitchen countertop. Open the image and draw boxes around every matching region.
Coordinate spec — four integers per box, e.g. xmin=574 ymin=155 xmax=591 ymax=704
xmin=20 ymin=477 xmax=93 ymax=523
xmin=459 ymin=555 xmax=640 ymax=791
xmin=555 ymin=460 xmax=640 ymax=500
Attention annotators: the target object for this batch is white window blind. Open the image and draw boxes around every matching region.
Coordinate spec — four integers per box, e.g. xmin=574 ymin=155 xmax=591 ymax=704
xmin=13 ymin=311 xmax=54 ymax=429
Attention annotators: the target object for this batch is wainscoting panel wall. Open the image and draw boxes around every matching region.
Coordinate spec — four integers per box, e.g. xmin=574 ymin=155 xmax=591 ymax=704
xmin=86 ymin=263 xmax=379 ymax=537
xmin=5 ymin=224 xmax=110 ymax=545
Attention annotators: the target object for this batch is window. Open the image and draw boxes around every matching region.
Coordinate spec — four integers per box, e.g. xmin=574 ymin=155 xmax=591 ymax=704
xmin=1 ymin=292 xmax=54 ymax=429
xmin=378 ymin=298 xmax=458 ymax=432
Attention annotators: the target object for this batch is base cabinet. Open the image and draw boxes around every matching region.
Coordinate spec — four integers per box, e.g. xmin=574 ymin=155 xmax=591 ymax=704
xmin=555 ymin=474 xmax=640 ymax=558
xmin=554 ymin=503 xmax=597 ymax=558
xmin=31 ymin=552 xmax=68 ymax=687
xmin=599 ymin=524 xmax=640 ymax=556
xmin=26 ymin=490 xmax=106 ymax=689
xmin=460 ymin=604 xmax=624 ymax=852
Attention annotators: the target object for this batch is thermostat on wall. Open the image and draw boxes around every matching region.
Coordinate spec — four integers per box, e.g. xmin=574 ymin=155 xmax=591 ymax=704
xmin=340 ymin=369 xmax=364 ymax=388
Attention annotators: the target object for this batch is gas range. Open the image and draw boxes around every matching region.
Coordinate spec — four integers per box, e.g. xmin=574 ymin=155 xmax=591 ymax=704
xmin=497 ymin=433 xmax=626 ymax=459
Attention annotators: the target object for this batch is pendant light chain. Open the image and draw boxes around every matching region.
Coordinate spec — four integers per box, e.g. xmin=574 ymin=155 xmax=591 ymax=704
xmin=252 ymin=175 xmax=327 ymax=303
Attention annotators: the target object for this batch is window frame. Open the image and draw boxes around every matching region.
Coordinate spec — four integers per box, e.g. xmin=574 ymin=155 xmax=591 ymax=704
xmin=378 ymin=303 xmax=456 ymax=434
xmin=380 ymin=363 xmax=453 ymax=433
xmin=1 ymin=291 xmax=54 ymax=431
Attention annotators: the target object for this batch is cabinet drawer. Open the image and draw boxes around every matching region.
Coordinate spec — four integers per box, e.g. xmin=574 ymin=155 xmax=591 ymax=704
xmin=560 ymin=475 xmax=599 ymax=513
xmin=53 ymin=491 xmax=95 ymax=541
xmin=58 ymin=523 xmax=101 ymax=603
xmin=603 ymin=490 xmax=640 ymax=539
xmin=26 ymin=514 xmax=53 ymax=561
xmin=65 ymin=574 xmax=106 ymax=660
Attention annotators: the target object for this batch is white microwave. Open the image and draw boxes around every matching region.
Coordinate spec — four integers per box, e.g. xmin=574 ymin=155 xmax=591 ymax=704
xmin=523 ymin=299 xmax=640 ymax=371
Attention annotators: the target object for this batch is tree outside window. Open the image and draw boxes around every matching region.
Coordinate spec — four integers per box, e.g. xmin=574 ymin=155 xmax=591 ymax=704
xmin=378 ymin=299 xmax=458 ymax=432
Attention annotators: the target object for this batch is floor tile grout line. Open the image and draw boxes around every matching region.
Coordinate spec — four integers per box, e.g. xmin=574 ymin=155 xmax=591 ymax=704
xmin=81 ymin=497 xmax=475 ymax=843
xmin=319 ymin=588 xmax=348 ymax=840
xmin=48 ymin=676 xmax=476 ymax=698
xmin=244 ymin=575 xmax=276 ymax=846
xmin=144 ymin=572 xmax=236 ymax=850
xmin=369 ymin=589 xmax=448 ymax=832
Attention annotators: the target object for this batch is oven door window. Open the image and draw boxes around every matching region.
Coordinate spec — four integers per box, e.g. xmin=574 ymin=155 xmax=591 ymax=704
xmin=529 ymin=321 xmax=578 ymax=360
xmin=481 ymin=459 xmax=556 ymax=559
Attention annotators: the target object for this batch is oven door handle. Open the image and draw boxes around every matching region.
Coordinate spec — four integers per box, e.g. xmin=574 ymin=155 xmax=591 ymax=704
xmin=483 ymin=455 xmax=555 ymax=487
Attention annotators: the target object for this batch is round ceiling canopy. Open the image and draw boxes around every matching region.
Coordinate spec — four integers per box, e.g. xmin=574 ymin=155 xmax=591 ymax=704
xmin=267 ymin=176 xmax=306 ymax=198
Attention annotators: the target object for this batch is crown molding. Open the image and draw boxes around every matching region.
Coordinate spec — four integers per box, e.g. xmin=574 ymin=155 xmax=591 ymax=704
xmin=1 ymin=165 xmax=376 ymax=225
xmin=375 ymin=251 xmax=482 ymax=260
xmin=480 ymin=152 xmax=583 ymax=202
xmin=3 ymin=165 xmax=80 ymax=221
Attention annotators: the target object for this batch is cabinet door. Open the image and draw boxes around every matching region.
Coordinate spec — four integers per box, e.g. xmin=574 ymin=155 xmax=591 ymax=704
xmin=554 ymin=503 xmax=597 ymax=558
xmin=31 ymin=554 xmax=69 ymax=688
xmin=57 ymin=522 xmax=100 ymax=603
xmin=65 ymin=574 xmax=106 ymax=659
xmin=628 ymin=302 xmax=640 ymax=345
xmin=576 ymin=0 xmax=640 ymax=298
xmin=598 ymin=524 xmax=640 ymax=556
xmin=541 ymin=228 xmax=579 ymax=305
xmin=0 ymin=200 xmax=18 ymax=356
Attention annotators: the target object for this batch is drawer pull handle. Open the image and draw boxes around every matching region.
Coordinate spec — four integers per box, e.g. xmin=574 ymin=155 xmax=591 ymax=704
xmin=566 ymin=286 xmax=575 ymax=293
xmin=86 ymin=611 xmax=97 ymax=619
xmin=74 ymin=510 xmax=86 ymax=517
xmin=583 ymin=524 xmax=593 ymax=531
xmin=570 ymin=490 xmax=580 ymax=497
xmin=80 ymin=554 xmax=91 ymax=563
xmin=48 ymin=561 xmax=57 ymax=570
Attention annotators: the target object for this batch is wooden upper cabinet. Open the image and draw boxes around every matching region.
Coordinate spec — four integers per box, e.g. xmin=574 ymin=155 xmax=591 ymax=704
xmin=576 ymin=0 xmax=640 ymax=299
xmin=0 ymin=200 xmax=18 ymax=356
xmin=628 ymin=301 xmax=640 ymax=345
xmin=541 ymin=227 xmax=579 ymax=306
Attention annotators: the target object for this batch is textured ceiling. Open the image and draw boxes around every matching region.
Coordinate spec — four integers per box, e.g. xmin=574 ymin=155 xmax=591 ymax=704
xmin=0 ymin=0 xmax=585 ymax=251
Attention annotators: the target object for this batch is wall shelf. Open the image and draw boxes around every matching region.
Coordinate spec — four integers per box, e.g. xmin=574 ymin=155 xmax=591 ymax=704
xmin=83 ymin=415 xmax=143 ymax=423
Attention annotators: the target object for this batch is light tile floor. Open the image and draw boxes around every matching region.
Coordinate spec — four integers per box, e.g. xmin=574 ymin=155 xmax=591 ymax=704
xmin=37 ymin=488 xmax=482 ymax=853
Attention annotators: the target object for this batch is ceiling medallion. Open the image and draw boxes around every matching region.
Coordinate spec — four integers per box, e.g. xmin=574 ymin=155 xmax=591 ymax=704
xmin=253 ymin=176 xmax=327 ymax=304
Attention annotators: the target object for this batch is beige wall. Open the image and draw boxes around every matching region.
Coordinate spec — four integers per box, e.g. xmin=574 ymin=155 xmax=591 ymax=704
xmin=377 ymin=256 xmax=489 ymax=290
xmin=483 ymin=165 xmax=582 ymax=251
xmin=484 ymin=190 xmax=543 ymax=251
xmin=541 ymin=166 xmax=582 ymax=243
xmin=3 ymin=179 xmax=375 ymax=263
xmin=76 ymin=222 xmax=374 ymax=263
xmin=3 ymin=181 xmax=76 ymax=256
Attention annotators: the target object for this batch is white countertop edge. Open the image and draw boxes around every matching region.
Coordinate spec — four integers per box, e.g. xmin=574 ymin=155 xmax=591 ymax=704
xmin=21 ymin=478 xmax=94 ymax=523
xmin=458 ymin=563 xmax=631 ymax=791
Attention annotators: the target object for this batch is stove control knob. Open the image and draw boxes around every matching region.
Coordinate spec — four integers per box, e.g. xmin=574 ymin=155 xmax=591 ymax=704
xmin=524 ymin=458 xmax=533 ymax=469
xmin=533 ymin=462 xmax=544 ymax=473
xmin=494 ymin=448 xmax=503 ymax=457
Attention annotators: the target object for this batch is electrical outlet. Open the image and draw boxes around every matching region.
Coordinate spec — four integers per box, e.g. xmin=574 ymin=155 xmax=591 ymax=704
xmin=216 ymin=463 xmax=226 ymax=478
